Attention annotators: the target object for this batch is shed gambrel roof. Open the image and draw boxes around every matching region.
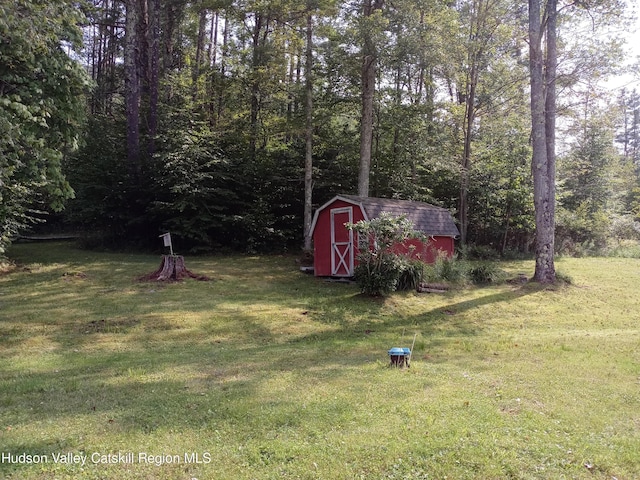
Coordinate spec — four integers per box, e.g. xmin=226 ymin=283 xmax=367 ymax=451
xmin=311 ymin=195 xmax=460 ymax=238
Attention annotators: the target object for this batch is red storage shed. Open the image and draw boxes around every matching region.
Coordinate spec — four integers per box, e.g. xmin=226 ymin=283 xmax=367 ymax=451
xmin=310 ymin=195 xmax=460 ymax=277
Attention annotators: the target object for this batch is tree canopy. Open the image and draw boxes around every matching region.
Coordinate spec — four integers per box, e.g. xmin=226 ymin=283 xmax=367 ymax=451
xmin=0 ymin=0 xmax=88 ymax=254
xmin=1 ymin=0 xmax=638 ymax=269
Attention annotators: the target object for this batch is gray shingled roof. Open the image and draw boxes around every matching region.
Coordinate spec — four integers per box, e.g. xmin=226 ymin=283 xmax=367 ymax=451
xmin=339 ymin=195 xmax=460 ymax=237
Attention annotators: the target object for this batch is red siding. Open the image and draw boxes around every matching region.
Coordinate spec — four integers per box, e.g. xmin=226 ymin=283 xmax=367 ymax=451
xmin=312 ymin=199 xmax=366 ymax=276
xmin=392 ymin=237 xmax=455 ymax=263
xmin=313 ymin=198 xmax=456 ymax=277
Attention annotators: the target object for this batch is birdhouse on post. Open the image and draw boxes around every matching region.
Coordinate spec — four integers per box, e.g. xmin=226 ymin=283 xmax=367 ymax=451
xmin=159 ymin=232 xmax=174 ymax=256
xmin=139 ymin=232 xmax=209 ymax=282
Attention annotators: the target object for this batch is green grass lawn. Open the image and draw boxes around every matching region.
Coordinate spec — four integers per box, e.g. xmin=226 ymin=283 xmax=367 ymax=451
xmin=1 ymin=242 xmax=639 ymax=479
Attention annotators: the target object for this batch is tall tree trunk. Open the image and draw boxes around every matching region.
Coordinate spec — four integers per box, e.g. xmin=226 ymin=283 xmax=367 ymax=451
xmin=209 ymin=11 xmax=218 ymax=66
xmin=540 ymin=0 xmax=557 ymax=281
xmin=207 ymin=11 xmax=219 ymax=126
xmin=147 ymin=0 xmax=159 ymax=157
xmin=459 ymin=0 xmax=487 ymax=246
xmin=529 ymin=0 xmax=556 ymax=283
xmin=286 ymin=44 xmax=296 ymax=141
xmin=106 ymin=1 xmax=118 ymax=115
xmin=90 ymin=22 xmax=99 ymax=114
xmin=162 ymin=2 xmax=183 ymax=75
xmin=216 ymin=11 xmax=229 ymax=124
xmin=391 ymin=62 xmax=401 ymax=162
xmin=249 ymin=14 xmax=265 ymax=159
xmin=125 ymin=0 xmax=141 ymax=181
xmin=303 ymin=12 xmax=314 ymax=251
xmin=358 ymin=49 xmax=375 ymax=197
xmin=194 ymin=8 xmax=207 ymax=99
xmin=459 ymin=60 xmax=478 ymax=245
xmin=358 ymin=0 xmax=384 ymax=197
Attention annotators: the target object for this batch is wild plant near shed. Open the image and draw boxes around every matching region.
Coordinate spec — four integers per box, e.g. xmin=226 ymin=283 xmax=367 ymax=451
xmin=348 ymin=213 xmax=425 ymax=295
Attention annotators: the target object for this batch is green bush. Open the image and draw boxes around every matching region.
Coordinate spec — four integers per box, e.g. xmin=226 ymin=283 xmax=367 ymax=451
xmin=420 ymin=253 xmax=465 ymax=285
xmin=556 ymin=203 xmax=610 ymax=256
xmin=348 ymin=213 xmax=425 ymax=296
xmin=433 ymin=252 xmax=466 ymax=283
xmin=610 ymin=216 xmax=640 ymax=241
xmin=603 ymin=240 xmax=640 ymax=258
xmin=462 ymin=243 xmax=501 ymax=260
xmin=396 ymin=259 xmax=425 ymax=291
xmin=353 ymin=252 xmax=405 ymax=296
xmin=354 ymin=255 xmax=424 ymax=295
xmin=467 ymin=262 xmax=506 ymax=284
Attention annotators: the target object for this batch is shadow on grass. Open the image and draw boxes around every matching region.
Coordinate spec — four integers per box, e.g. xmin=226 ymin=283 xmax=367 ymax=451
xmin=301 ymin=282 xmax=542 ymax=343
xmin=1 ymin=242 xmax=546 ymax=477
xmin=0 ymin=334 xmax=371 ymax=479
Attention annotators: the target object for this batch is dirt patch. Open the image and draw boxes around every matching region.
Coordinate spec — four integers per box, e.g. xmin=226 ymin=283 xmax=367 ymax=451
xmin=82 ymin=317 xmax=140 ymax=334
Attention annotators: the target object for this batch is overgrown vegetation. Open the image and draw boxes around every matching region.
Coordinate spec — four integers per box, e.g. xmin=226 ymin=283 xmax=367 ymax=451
xmin=346 ymin=214 xmax=517 ymax=295
xmin=348 ymin=213 xmax=425 ymax=295
xmin=466 ymin=261 xmax=508 ymax=285
xmin=1 ymin=242 xmax=639 ymax=479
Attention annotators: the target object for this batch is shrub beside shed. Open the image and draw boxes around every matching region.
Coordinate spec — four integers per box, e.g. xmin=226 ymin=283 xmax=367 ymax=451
xmin=310 ymin=195 xmax=460 ymax=277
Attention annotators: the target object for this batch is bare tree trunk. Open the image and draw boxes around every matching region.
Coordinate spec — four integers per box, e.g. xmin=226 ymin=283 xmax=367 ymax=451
xmin=207 ymin=11 xmax=219 ymax=126
xmin=90 ymin=22 xmax=98 ymax=114
xmin=162 ymin=2 xmax=184 ymax=75
xmin=194 ymin=8 xmax=207 ymax=99
xmin=501 ymin=203 xmax=511 ymax=254
xmin=358 ymin=52 xmax=374 ymax=197
xmin=529 ymin=0 xmax=556 ymax=283
xmin=391 ymin=63 xmax=401 ymax=161
xmin=303 ymin=12 xmax=314 ymax=251
xmin=106 ymin=0 xmax=119 ymax=115
xmin=216 ymin=11 xmax=229 ymax=124
xmin=459 ymin=61 xmax=477 ymax=245
xmin=125 ymin=0 xmax=141 ymax=181
xmin=358 ymin=0 xmax=384 ymax=198
xmin=540 ymin=0 xmax=557 ymax=282
xmin=209 ymin=11 xmax=218 ymax=66
xmin=147 ymin=0 xmax=159 ymax=157
xmin=249 ymin=14 xmax=266 ymax=159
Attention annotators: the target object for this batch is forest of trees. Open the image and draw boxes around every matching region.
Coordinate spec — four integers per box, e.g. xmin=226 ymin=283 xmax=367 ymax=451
xmin=1 ymin=0 xmax=640 ymax=265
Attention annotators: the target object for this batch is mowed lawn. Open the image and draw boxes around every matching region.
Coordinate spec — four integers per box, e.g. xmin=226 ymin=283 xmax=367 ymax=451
xmin=1 ymin=242 xmax=639 ymax=479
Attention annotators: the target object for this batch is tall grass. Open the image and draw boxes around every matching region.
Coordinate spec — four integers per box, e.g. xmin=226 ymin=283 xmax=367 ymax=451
xmin=604 ymin=239 xmax=640 ymax=258
xmin=1 ymin=243 xmax=639 ymax=479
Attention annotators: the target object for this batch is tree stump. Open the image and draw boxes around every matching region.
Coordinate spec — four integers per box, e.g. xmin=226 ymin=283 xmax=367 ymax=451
xmin=139 ymin=255 xmax=210 ymax=282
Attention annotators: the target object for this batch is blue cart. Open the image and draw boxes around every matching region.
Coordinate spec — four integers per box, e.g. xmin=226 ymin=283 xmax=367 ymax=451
xmin=388 ymin=347 xmax=411 ymax=367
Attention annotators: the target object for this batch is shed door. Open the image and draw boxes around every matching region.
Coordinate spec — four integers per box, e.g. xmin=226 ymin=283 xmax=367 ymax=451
xmin=330 ymin=207 xmax=354 ymax=276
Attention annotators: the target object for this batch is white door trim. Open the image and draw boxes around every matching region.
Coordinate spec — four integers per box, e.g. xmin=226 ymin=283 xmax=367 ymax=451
xmin=330 ymin=207 xmax=354 ymax=276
